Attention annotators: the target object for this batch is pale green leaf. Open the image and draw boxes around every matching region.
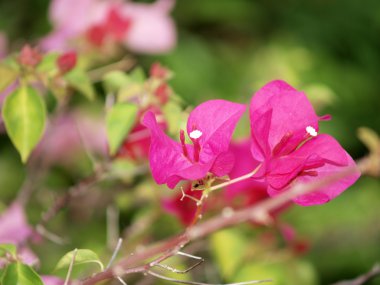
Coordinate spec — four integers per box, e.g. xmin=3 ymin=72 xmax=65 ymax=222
xmin=210 ymin=228 xmax=249 ymax=279
xmin=1 ymin=263 xmax=43 ymax=285
xmin=65 ymin=68 xmax=95 ymax=100
xmin=2 ymin=86 xmax=46 ymax=163
xmin=130 ymin=67 xmax=146 ymax=83
xmin=54 ymin=249 xmax=104 ymax=273
xmin=162 ymin=101 xmax=183 ymax=135
xmin=0 ymin=244 xmax=17 ymax=257
xmin=106 ymin=103 xmax=138 ymax=155
xmin=103 ymin=71 xmax=131 ymax=93
xmin=0 ymin=65 xmax=18 ymax=93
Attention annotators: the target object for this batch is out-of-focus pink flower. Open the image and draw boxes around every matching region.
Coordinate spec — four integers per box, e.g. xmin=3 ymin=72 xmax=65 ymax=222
xmin=18 ymin=45 xmax=42 ymax=67
xmin=57 ymin=51 xmax=77 ymax=74
xmin=41 ymin=0 xmax=176 ymax=54
xmin=121 ymin=0 xmax=176 ymax=54
xmin=143 ymin=100 xmax=245 ymax=188
xmin=34 ymin=111 xmax=107 ymax=166
xmin=41 ymin=276 xmax=65 ymax=285
xmin=249 ymin=80 xmax=360 ymax=206
xmin=0 ymin=203 xmax=39 ymax=267
xmin=162 ymin=184 xmax=203 ymax=226
xmin=0 ymin=203 xmax=32 ymax=244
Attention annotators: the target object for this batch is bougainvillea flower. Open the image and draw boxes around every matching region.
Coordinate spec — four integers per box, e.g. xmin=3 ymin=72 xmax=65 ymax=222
xmin=143 ymin=100 xmax=245 ymax=188
xmin=41 ymin=0 xmax=176 ymax=54
xmin=121 ymin=0 xmax=176 ymax=54
xmin=42 ymin=276 xmax=65 ymax=285
xmin=250 ymin=80 xmax=360 ymax=205
xmin=0 ymin=203 xmax=32 ymax=244
xmin=225 ymin=140 xmax=268 ymax=206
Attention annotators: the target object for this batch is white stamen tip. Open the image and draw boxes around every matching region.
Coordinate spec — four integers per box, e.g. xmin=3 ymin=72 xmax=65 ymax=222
xmin=189 ymin=130 xmax=202 ymax=139
xmin=306 ymin=126 xmax=317 ymax=137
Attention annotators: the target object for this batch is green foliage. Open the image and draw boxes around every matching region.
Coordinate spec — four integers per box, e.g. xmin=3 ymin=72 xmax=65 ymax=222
xmin=2 ymin=85 xmax=46 ymax=162
xmin=1 ymin=263 xmax=43 ymax=285
xmin=54 ymin=249 xmax=104 ymax=275
xmin=0 ymin=65 xmax=18 ymax=93
xmin=65 ymin=67 xmax=95 ymax=100
xmin=0 ymin=244 xmax=17 ymax=257
xmin=106 ymin=103 xmax=138 ymax=155
xmin=210 ymin=228 xmax=249 ymax=279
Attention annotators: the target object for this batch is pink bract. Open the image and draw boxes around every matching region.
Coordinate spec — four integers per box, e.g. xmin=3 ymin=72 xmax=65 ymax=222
xmin=249 ymin=80 xmax=360 ymax=206
xmin=143 ymin=99 xmax=246 ymax=188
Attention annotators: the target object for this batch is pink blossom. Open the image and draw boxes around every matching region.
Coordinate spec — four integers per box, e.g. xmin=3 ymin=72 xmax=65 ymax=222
xmin=41 ymin=0 xmax=176 ymax=54
xmin=121 ymin=0 xmax=176 ymax=54
xmin=143 ymin=100 xmax=245 ymax=188
xmin=250 ymin=80 xmax=360 ymax=205
xmin=41 ymin=276 xmax=65 ymax=285
xmin=225 ymin=140 xmax=268 ymax=207
xmin=0 ymin=203 xmax=39 ymax=267
xmin=0 ymin=203 xmax=32 ymax=244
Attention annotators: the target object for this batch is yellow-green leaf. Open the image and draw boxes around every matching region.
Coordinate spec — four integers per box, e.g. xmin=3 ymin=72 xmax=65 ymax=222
xmin=65 ymin=68 xmax=95 ymax=100
xmin=106 ymin=103 xmax=138 ymax=155
xmin=0 ymin=244 xmax=17 ymax=257
xmin=0 ymin=65 xmax=18 ymax=93
xmin=1 ymin=263 xmax=43 ymax=285
xmin=210 ymin=228 xmax=249 ymax=279
xmin=54 ymin=249 xmax=104 ymax=273
xmin=103 ymin=71 xmax=131 ymax=93
xmin=2 ymin=86 xmax=46 ymax=163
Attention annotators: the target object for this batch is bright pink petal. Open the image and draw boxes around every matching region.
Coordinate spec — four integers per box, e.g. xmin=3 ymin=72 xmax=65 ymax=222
xmin=186 ymin=100 xmax=246 ymax=161
xmin=267 ymin=135 xmax=360 ymax=205
xmin=293 ymin=152 xmax=360 ymax=206
xmin=225 ymin=140 xmax=267 ymax=202
xmin=0 ymin=203 xmax=32 ymax=244
xmin=143 ymin=111 xmax=206 ymax=188
xmin=250 ymin=80 xmax=319 ymax=159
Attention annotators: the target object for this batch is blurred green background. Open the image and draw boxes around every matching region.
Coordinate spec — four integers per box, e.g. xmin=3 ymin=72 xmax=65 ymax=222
xmin=1 ymin=0 xmax=380 ymax=284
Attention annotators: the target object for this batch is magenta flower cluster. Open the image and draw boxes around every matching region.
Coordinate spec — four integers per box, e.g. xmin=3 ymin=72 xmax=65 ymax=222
xmin=143 ymin=80 xmax=360 ymax=206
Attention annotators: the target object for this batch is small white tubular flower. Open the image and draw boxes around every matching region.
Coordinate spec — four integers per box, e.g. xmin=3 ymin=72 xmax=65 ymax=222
xmin=189 ymin=130 xmax=202 ymax=139
xmin=306 ymin=126 xmax=318 ymax=137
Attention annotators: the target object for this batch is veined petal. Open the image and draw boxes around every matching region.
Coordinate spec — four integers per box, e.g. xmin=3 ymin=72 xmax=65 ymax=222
xmin=142 ymin=111 xmax=193 ymax=187
xmin=250 ymin=80 xmax=319 ymax=156
xmin=186 ymin=99 xmax=246 ymax=160
xmin=293 ymin=153 xmax=360 ymax=206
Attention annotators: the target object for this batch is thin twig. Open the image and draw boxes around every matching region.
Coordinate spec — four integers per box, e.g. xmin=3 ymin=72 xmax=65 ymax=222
xmin=82 ymin=164 xmax=359 ymax=285
xmin=209 ymin=164 xmax=262 ymax=192
xmin=331 ymin=264 xmax=380 ymax=285
xmin=88 ymin=57 xmax=136 ymax=82
xmin=106 ymin=238 xmax=123 ymax=270
xmin=147 ymin=270 xmax=271 ymax=285
xmin=64 ymin=248 xmax=78 ymax=285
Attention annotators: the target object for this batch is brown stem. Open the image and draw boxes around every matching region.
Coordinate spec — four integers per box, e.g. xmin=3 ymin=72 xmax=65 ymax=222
xmin=82 ymin=163 xmax=360 ymax=285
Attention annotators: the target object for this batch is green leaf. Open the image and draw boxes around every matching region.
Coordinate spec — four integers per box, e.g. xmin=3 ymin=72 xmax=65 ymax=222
xmin=1 ymin=263 xmax=43 ymax=285
xmin=2 ymin=86 xmax=46 ymax=163
xmin=0 ymin=65 xmax=18 ymax=93
xmin=210 ymin=228 xmax=249 ymax=279
xmin=130 ymin=67 xmax=146 ymax=83
xmin=162 ymin=101 xmax=183 ymax=135
xmin=54 ymin=249 xmax=104 ymax=273
xmin=36 ymin=53 xmax=59 ymax=74
xmin=103 ymin=71 xmax=131 ymax=93
xmin=65 ymin=68 xmax=95 ymax=100
xmin=0 ymin=244 xmax=17 ymax=257
xmin=106 ymin=103 xmax=138 ymax=155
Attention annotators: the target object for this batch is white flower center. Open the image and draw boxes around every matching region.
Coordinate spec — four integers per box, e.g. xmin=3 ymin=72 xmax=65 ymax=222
xmin=189 ymin=129 xmax=202 ymax=139
xmin=306 ymin=126 xmax=317 ymax=137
